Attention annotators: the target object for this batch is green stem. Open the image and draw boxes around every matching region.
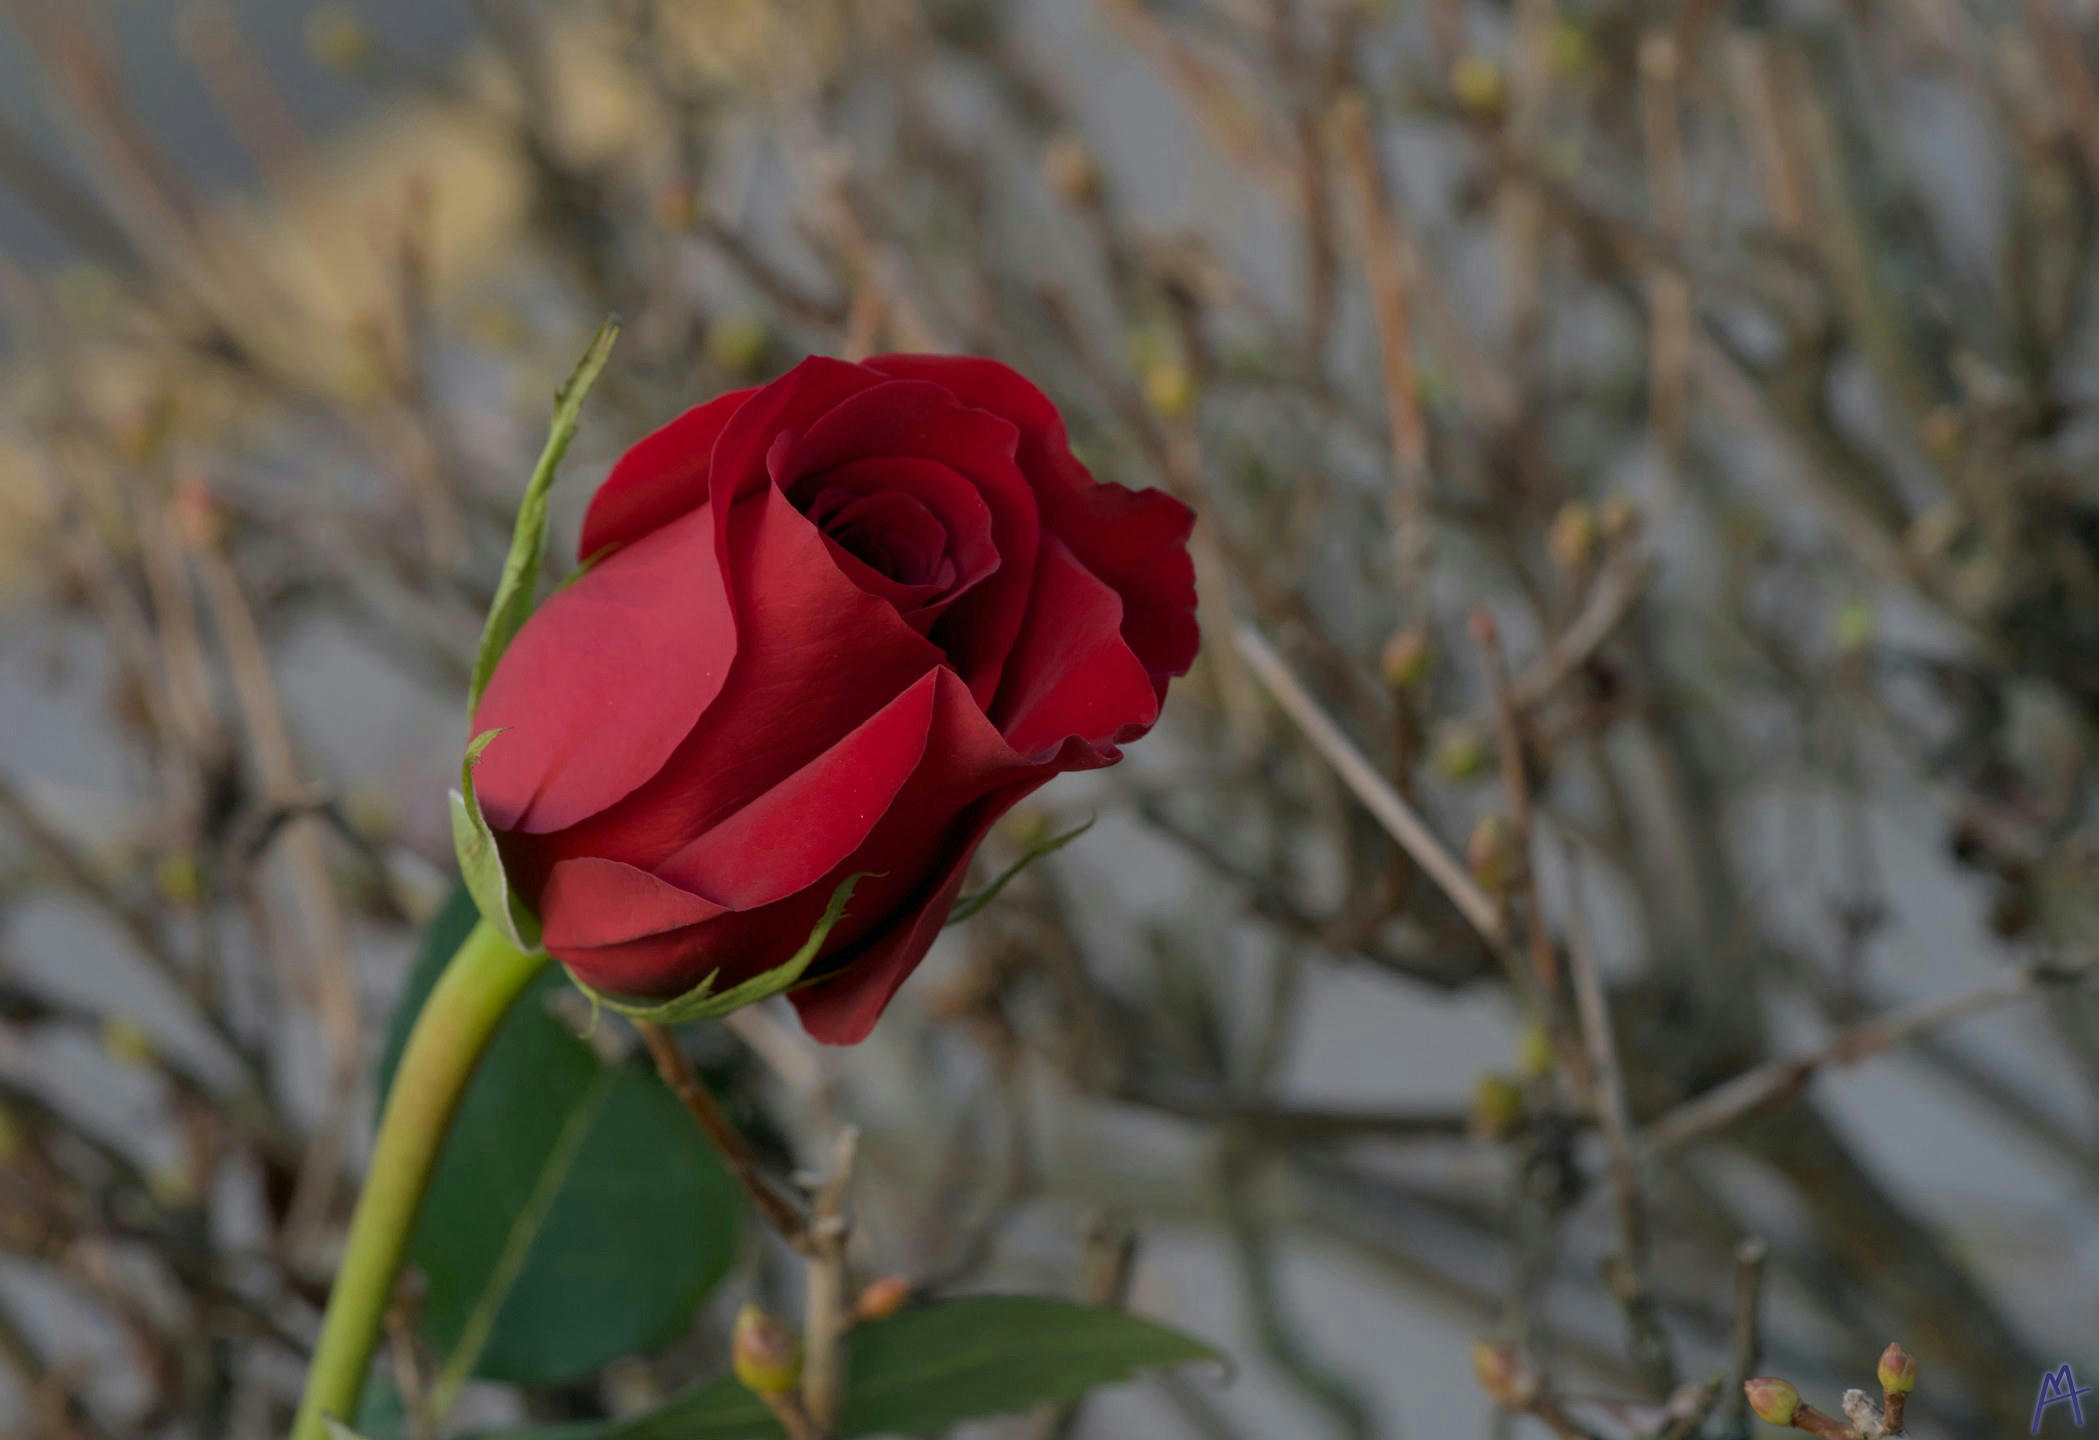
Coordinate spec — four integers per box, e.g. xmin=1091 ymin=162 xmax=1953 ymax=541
xmin=292 ymin=919 xmax=548 ymax=1440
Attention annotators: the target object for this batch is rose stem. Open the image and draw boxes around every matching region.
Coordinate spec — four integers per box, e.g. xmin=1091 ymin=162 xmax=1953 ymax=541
xmin=291 ymin=920 xmax=548 ymax=1440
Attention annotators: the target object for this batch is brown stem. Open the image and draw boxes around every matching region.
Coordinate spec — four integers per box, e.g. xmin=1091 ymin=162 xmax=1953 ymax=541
xmin=635 ymin=1022 xmax=813 ymax=1251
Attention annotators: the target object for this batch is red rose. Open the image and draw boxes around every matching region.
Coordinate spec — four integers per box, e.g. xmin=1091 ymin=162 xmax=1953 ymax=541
xmin=471 ymin=355 xmax=1197 ymax=1043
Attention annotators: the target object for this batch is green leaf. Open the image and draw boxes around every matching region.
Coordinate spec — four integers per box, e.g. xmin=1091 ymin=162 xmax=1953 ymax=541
xmin=469 ymin=317 xmax=621 ymax=716
xmin=945 ymin=817 xmax=1094 ymax=927
xmin=450 ymin=729 xmax=540 ymax=952
xmin=489 ymin=1296 xmax=1224 ymax=1440
xmin=570 ymin=873 xmax=867 ymax=1025
xmin=378 ymin=888 xmax=741 ymax=1396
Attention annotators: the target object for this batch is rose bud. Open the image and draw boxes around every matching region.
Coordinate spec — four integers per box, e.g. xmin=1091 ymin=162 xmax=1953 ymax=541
xmin=1743 ymin=1376 xmax=1800 ymax=1427
xmin=730 ymin=1304 xmax=803 ymax=1396
xmin=472 ymin=356 xmax=1198 ymax=1043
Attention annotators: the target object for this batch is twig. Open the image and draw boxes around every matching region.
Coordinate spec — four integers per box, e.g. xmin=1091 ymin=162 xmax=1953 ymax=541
xmin=1233 ymin=623 xmax=1507 ymax=947
xmin=1639 ymin=32 xmax=1692 ymax=463
xmin=636 ymin=1022 xmax=812 ymax=1250
xmin=1333 ymin=92 xmax=1431 ymax=604
xmin=761 ymin=1391 xmax=824 ymax=1440
xmin=188 ymin=524 xmax=361 ymax=1262
xmin=1129 ymin=1091 xmax=1470 ymax=1142
xmin=1720 ymin=1238 xmax=1767 ymax=1438
xmin=801 ymin=1127 xmax=859 ymax=1434
xmin=1223 ymin=1148 xmax=1378 ymax=1440
xmin=1513 ymin=550 xmax=1653 ymax=713
xmin=1645 ymin=953 xmax=2099 ymax=1152
xmin=1472 ymin=611 xmax=1560 ymax=1002
xmin=1033 ymin=1215 xmax=1139 ymax=1440
xmin=1562 ymin=848 xmax=1675 ymax=1394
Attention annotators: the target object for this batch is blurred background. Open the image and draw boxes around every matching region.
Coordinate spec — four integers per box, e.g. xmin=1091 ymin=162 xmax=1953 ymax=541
xmin=2 ymin=0 xmax=2097 ymax=1435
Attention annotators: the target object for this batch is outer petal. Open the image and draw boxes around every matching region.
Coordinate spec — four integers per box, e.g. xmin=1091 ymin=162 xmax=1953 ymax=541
xmin=473 ymin=500 xmax=734 ymax=834
xmin=543 ymin=669 xmax=1046 ymax=1015
xmin=538 ymin=857 xmax=729 ymax=998
xmin=577 ymin=387 xmax=755 ymax=560
xmin=1039 ymin=475 xmax=1198 ymax=697
xmin=864 ymin=354 xmax=1198 ymax=691
xmin=536 ymin=673 xmax=939 ymax=997
xmin=780 ymin=376 xmax=1041 ymax=706
xmin=529 ymin=482 xmax=942 ymax=870
xmin=790 ymin=779 xmax=1046 ymax=1044
xmin=992 ymin=535 xmax=1160 ymax=761
xmin=654 ymin=670 xmax=938 ymax=905
xmin=775 ymin=667 xmax=1052 ymax=1040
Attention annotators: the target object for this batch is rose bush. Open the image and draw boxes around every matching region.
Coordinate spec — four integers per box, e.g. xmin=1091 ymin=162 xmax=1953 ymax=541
xmin=471 ymin=355 xmax=1197 ymax=1042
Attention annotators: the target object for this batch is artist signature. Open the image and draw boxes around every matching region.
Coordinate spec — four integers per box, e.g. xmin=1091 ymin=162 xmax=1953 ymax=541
xmin=2037 ymin=1364 xmax=2095 ymax=1433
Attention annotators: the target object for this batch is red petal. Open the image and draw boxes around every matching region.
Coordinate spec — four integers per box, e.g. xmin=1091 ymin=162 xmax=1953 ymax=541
xmin=543 ymin=668 xmax=1044 ymax=1011
xmin=782 ymin=375 xmax=1040 ymax=706
xmin=991 ymin=535 xmax=1160 ymax=761
xmin=864 ymin=354 xmax=1198 ymax=690
xmin=801 ymin=457 xmax=999 ymax=623
xmin=537 ymin=856 xmax=730 ymax=997
xmin=577 ymin=387 xmax=755 ymax=561
xmin=533 ymin=482 xmax=942 ymax=870
xmin=787 ymin=787 xmax=1036 ymax=1044
xmin=706 ymin=357 xmax=887 ymax=527
xmin=1040 ymin=474 xmax=1198 ymax=696
xmin=654 ymin=670 xmax=939 ymax=906
xmin=472 ymin=500 xmax=735 ymax=834
xmin=777 ymin=666 xmax=1050 ymax=1041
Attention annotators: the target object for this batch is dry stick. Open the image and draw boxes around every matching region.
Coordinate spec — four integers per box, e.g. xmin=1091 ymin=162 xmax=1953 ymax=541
xmin=1501 ymin=0 xmax=1557 ymax=360
xmin=1720 ymin=1238 xmax=1767 ymax=1438
xmin=635 ymin=1022 xmax=813 ymax=1250
xmin=1471 ymin=612 xmax=1560 ymax=1003
xmin=802 ymin=1127 xmax=860 ymax=1434
xmin=189 ymin=533 xmax=361 ymax=1262
xmin=1233 ymin=624 xmax=1507 ymax=948
xmin=1334 ymin=92 xmax=1430 ymax=605
xmin=761 ymin=1393 xmax=824 ymax=1440
xmin=174 ymin=4 xmax=312 ymax=197
xmin=385 ymin=1290 xmax=434 ymax=1440
xmin=1097 ymin=0 xmax=1297 ymax=192
xmin=1033 ymin=1217 xmax=1140 ymax=1440
xmin=1512 ymin=549 xmax=1654 ymax=714
xmin=1724 ymin=36 xmax=1810 ymax=240
xmin=1561 ymin=848 xmax=1676 ymax=1396
xmin=1644 ymin=954 xmax=2099 ymax=1153
xmin=2021 ymin=0 xmax=2099 ymax=197
xmin=1639 ymin=32 xmax=1692 ymax=465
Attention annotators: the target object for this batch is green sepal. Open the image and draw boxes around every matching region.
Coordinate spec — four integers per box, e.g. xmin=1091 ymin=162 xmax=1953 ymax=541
xmin=467 ymin=317 xmax=621 ymax=717
xmin=944 ymin=817 xmax=1094 ymax=927
xmin=449 ymin=729 xmax=542 ymax=953
xmin=570 ymin=873 xmax=868 ymax=1025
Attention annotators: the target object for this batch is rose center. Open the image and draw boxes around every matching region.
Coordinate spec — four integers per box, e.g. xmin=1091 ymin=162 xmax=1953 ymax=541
xmin=804 ymin=486 xmax=957 ymax=590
